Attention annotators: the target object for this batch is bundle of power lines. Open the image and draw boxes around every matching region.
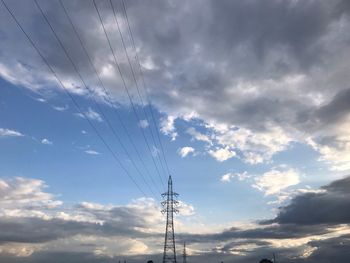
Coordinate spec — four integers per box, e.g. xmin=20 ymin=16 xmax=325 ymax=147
xmin=1 ymin=0 xmax=171 ymax=200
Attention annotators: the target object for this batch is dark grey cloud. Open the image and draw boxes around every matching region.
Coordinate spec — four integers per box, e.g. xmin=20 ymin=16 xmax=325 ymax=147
xmin=0 ymin=251 xmax=129 ymax=263
xmin=316 ymin=88 xmax=350 ymax=124
xmin=270 ymin=175 xmax=350 ymax=225
xmin=220 ymin=239 xmax=271 ymax=253
xmin=1 ymin=1 xmax=350 ymax=261
xmin=1 ymin=175 xmax=348 ymax=262
xmin=0 ymin=215 xmax=152 ymax=244
xmin=304 ymin=234 xmax=350 ymax=263
xmin=1 ymin=0 xmax=350 ymax=165
xmin=1 ymin=0 xmax=349 ymax=119
xmin=4 ymin=241 xmax=349 ymax=263
xmin=0 ymin=214 xmax=328 ymax=258
xmin=179 ymin=223 xmax=330 ymax=245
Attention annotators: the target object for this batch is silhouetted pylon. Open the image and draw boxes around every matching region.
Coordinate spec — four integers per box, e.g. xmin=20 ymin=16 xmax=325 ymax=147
xmin=161 ymin=176 xmax=179 ymax=263
xmin=182 ymin=242 xmax=187 ymax=263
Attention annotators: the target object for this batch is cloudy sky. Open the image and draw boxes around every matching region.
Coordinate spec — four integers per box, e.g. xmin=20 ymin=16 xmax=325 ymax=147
xmin=1 ymin=0 xmax=350 ymax=262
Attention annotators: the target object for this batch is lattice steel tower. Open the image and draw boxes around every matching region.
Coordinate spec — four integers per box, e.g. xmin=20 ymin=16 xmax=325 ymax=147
xmin=182 ymin=242 xmax=187 ymax=263
xmin=162 ymin=176 xmax=179 ymax=263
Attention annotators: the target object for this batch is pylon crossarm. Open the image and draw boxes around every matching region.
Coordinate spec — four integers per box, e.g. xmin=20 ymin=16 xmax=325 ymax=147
xmin=162 ymin=192 xmax=179 ymax=197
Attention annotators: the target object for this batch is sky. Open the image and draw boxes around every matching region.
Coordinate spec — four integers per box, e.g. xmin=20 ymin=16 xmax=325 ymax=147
xmin=0 ymin=0 xmax=350 ymax=262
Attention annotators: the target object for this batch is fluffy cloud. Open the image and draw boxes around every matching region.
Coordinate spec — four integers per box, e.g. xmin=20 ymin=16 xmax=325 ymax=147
xmin=212 ymin=125 xmax=293 ymax=164
xmin=0 ymin=177 xmax=62 ymax=221
xmin=253 ymin=169 xmax=300 ymax=196
xmin=41 ymin=138 xmax=53 ymax=145
xmin=1 ymin=0 xmax=349 ymax=170
xmin=0 ymin=179 xmax=158 ymax=258
xmin=187 ymin=127 xmax=212 ymax=144
xmin=186 ymin=123 xmax=292 ymax=163
xmin=220 ymin=171 xmax=250 ymax=183
xmin=177 ymin=201 xmax=195 ymax=216
xmin=208 ymin=147 xmax=236 ymax=162
xmin=160 ymin=115 xmax=177 ymax=141
xmin=139 ymin=119 xmax=149 ymax=129
xmin=1 ymin=1 xmax=350 ymax=261
xmin=0 ymin=176 xmax=200 ymax=260
xmin=0 ymin=175 xmax=350 ymax=262
xmin=178 ymin=146 xmax=195 ymax=158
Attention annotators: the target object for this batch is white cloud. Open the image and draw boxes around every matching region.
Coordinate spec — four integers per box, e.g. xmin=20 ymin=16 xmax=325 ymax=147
xmin=221 ymin=171 xmax=250 ymax=183
xmin=52 ymin=105 xmax=68 ymax=111
xmin=306 ymin=122 xmax=350 ymax=172
xmin=177 ymin=201 xmax=195 ymax=216
xmin=0 ymin=62 xmax=47 ymax=91
xmin=76 ymin=108 xmax=103 ymax=122
xmin=0 ymin=128 xmax=24 ymax=137
xmin=208 ymin=147 xmax=236 ymax=162
xmin=79 ymin=202 xmax=107 ymax=211
xmin=187 ymin=127 xmax=212 ymax=144
xmin=0 ymin=0 xmax=349 ymax=174
xmin=221 ymin=173 xmax=233 ymax=183
xmin=211 ymin=124 xmax=293 ymax=164
xmin=0 ymin=177 xmax=164 ymax=256
xmin=253 ymin=168 xmax=300 ymax=195
xmin=85 ymin=150 xmax=101 ymax=155
xmin=178 ymin=146 xmax=195 ymax=157
xmin=160 ymin=115 xmax=177 ymax=141
xmin=185 ymin=123 xmax=293 ymax=164
xmin=0 ymin=177 xmax=62 ymax=212
xmin=41 ymin=138 xmax=53 ymax=145
xmin=139 ymin=119 xmax=149 ymax=129
xmin=36 ymin=98 xmax=46 ymax=103
xmin=0 ymin=1 xmax=349 ymax=259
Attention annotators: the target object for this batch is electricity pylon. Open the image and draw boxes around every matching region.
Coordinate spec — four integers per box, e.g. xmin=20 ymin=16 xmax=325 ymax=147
xmin=182 ymin=242 xmax=187 ymax=263
xmin=162 ymin=176 xmax=179 ymax=263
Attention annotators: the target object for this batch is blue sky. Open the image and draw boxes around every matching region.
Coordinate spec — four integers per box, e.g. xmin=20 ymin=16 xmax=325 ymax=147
xmin=1 ymin=0 xmax=350 ymax=262
xmin=1 ymin=77 xmax=333 ymax=222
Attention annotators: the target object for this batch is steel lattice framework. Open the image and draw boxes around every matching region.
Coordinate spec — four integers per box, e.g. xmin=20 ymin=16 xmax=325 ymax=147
xmin=183 ymin=242 xmax=187 ymax=263
xmin=162 ymin=176 xmax=179 ymax=263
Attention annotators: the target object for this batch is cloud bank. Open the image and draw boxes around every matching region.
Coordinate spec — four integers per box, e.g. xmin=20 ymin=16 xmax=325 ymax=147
xmin=0 ymin=175 xmax=349 ymax=262
xmin=0 ymin=0 xmax=349 ymax=168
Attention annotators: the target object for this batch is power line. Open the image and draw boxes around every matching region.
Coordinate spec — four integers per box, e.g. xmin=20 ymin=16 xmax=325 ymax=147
xmin=92 ymin=0 xmax=166 ymax=187
xmin=109 ymin=0 xmax=167 ymax=178
xmin=120 ymin=0 xmax=171 ymax=176
xmin=92 ymin=0 xmax=166 ymax=188
xmin=0 ymin=0 xmax=148 ymax=198
xmin=33 ymin=0 xmax=159 ymax=199
xmin=58 ymin=0 xmax=162 ymax=196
